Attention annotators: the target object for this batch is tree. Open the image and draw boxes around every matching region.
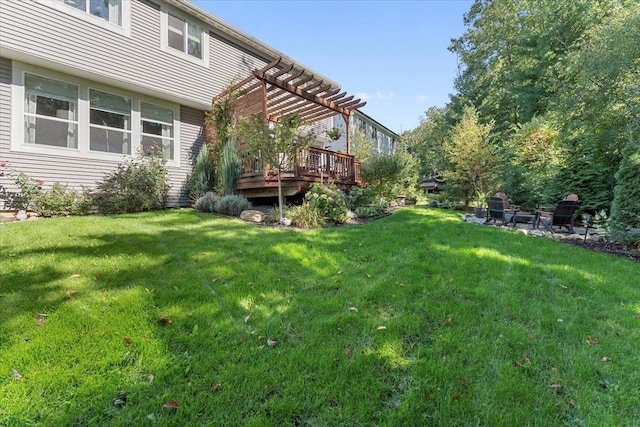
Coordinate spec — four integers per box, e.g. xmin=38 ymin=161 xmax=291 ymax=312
xmin=404 ymin=106 xmax=452 ymax=180
xmin=359 ymin=153 xmax=405 ymax=201
xmin=221 ymin=136 xmax=241 ymax=196
xmin=608 ymin=130 xmax=640 ymax=247
xmin=234 ymin=113 xmax=315 ymax=222
xmin=443 ymin=106 xmax=496 ymax=206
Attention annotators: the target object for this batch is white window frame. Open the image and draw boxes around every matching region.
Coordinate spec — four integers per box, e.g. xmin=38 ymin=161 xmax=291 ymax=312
xmin=11 ymin=63 xmax=181 ymax=167
xmin=38 ymin=0 xmax=131 ymax=37
xmin=160 ymin=7 xmax=209 ymax=67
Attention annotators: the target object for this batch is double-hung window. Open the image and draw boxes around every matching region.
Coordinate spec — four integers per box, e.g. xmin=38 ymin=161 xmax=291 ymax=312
xmin=56 ymin=0 xmax=123 ymax=26
xmin=141 ymin=103 xmax=175 ymax=160
xmin=89 ymin=89 xmax=132 ymax=154
xmin=24 ymin=74 xmax=79 ymax=148
xmin=167 ymin=12 xmax=203 ymax=59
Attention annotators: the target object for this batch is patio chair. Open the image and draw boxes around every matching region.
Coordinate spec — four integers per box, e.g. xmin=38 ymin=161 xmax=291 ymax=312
xmin=536 ymin=199 xmax=581 ymax=233
xmin=486 ymin=196 xmax=517 ymax=226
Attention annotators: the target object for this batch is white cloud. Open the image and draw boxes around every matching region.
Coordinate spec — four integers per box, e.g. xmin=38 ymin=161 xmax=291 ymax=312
xmin=356 ymin=92 xmax=371 ymax=100
xmin=376 ymin=91 xmax=396 ymax=101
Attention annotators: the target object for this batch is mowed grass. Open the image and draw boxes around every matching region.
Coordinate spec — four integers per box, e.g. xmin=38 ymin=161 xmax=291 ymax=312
xmin=1 ymin=207 xmax=639 ymax=426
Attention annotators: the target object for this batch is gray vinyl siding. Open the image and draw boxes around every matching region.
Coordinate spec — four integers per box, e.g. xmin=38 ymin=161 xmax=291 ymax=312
xmin=0 ymin=0 xmax=267 ymax=108
xmin=169 ymin=106 xmax=206 ymax=206
xmin=0 ymin=57 xmax=11 ymax=210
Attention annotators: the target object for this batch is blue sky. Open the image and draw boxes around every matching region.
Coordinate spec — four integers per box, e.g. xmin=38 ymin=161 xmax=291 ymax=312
xmin=192 ymin=0 xmax=473 ymax=134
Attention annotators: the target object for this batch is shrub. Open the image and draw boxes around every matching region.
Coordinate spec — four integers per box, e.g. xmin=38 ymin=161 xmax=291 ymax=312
xmin=346 ymin=186 xmax=376 ymax=210
xmin=222 ymin=137 xmax=241 ymax=196
xmin=354 ymin=203 xmax=388 ymax=218
xmin=213 ymin=194 xmax=251 ymax=217
xmin=194 ymin=192 xmax=218 ymax=213
xmin=305 ymin=183 xmax=348 ymax=224
xmin=608 ymin=134 xmax=640 ymax=247
xmin=187 ymin=144 xmax=216 ymax=202
xmin=34 ymin=183 xmax=90 ymax=217
xmin=286 ymin=203 xmax=325 ymax=229
xmin=92 ymin=154 xmax=169 ymax=214
xmin=360 ymin=153 xmax=405 ymax=201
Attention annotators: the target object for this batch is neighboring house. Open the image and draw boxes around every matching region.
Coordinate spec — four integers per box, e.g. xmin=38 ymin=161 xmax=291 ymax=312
xmin=0 ymin=0 xmax=362 ymax=208
xmin=329 ymin=111 xmax=399 ymax=155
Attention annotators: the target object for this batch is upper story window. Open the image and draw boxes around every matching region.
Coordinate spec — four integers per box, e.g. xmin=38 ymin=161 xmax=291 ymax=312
xmin=167 ymin=12 xmax=203 ymax=59
xmin=161 ymin=8 xmax=208 ymax=67
xmin=24 ymin=73 xmax=79 ymax=149
xmin=56 ymin=0 xmax=123 ymax=26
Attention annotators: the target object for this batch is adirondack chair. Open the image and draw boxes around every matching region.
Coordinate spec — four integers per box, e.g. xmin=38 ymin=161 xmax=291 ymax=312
xmin=536 ymin=199 xmax=581 ymax=233
xmin=486 ymin=196 xmax=517 ymax=226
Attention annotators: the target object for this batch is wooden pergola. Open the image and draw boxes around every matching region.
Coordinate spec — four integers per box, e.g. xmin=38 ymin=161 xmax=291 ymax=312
xmin=213 ymin=57 xmax=366 ymax=153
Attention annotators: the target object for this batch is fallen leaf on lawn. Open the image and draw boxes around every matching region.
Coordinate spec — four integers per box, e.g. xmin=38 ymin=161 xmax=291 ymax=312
xmin=451 ymin=393 xmax=460 ymax=400
xmin=35 ymin=313 xmax=48 ymax=319
xmin=601 ymin=356 xmax=611 ymax=362
xmin=267 ymin=338 xmax=277 ymax=347
xmin=194 ymin=258 xmax=199 ymax=263
xmin=212 ymin=383 xmax=221 ymax=393
xmin=566 ymin=399 xmax=575 ymax=407
xmin=426 ymin=393 xmax=433 ymax=401
xmin=113 ymin=392 xmax=127 ymax=409
xmin=146 ymin=374 xmax=154 ymax=382
xmin=37 ymin=318 xmax=44 ymax=327
xmin=244 ymin=312 xmax=253 ymax=323
xmin=11 ymin=369 xmax=22 ymax=379
xmin=158 ymin=317 xmax=172 ymax=325
xmin=523 ymin=354 xmax=531 ymax=364
xmin=65 ymin=289 xmax=78 ymax=299
xmin=548 ymin=384 xmax=562 ymax=393
xmin=258 ymin=335 xmax=266 ymax=340
xmin=365 ymin=273 xmax=371 ymax=279
xmin=587 ymin=336 xmax=599 ymax=345
xmin=162 ymin=400 xmax=179 ymax=409
xmin=239 ymin=337 xmax=246 ymax=344
xmin=552 ymin=367 xmax=559 ymax=372
xmin=527 ymin=333 xmax=536 ymax=340
xmin=444 ymin=317 xmax=454 ymax=326
xmin=93 ymin=275 xmax=100 ymax=281
xmin=123 ymin=337 xmax=132 ymax=345
xmin=348 ymin=307 xmax=358 ymax=313
xmin=344 ymin=348 xmax=352 ymax=358
xmin=260 ymin=293 xmax=266 ymax=299
xmin=376 ymin=326 xmax=387 ymax=331
xmin=101 ymin=330 xmax=108 ymax=336
xmin=70 ymin=274 xmax=81 ymax=278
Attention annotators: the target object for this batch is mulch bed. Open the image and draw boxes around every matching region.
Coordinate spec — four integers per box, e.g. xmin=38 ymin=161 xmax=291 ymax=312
xmin=563 ymin=239 xmax=640 ymax=263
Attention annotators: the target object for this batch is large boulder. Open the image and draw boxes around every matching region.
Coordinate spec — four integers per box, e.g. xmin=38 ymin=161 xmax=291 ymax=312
xmin=240 ymin=210 xmax=266 ymax=223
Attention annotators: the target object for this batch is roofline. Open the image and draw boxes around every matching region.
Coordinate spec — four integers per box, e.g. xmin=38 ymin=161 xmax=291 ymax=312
xmin=166 ymin=0 xmax=339 ymax=88
xmin=354 ymin=110 xmax=400 ymax=138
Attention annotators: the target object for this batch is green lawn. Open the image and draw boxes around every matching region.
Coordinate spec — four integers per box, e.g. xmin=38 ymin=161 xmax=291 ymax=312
xmin=1 ymin=207 xmax=639 ymax=426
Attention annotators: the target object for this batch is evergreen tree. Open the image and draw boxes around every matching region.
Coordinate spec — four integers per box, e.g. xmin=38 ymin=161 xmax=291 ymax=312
xmin=608 ymin=130 xmax=640 ymax=247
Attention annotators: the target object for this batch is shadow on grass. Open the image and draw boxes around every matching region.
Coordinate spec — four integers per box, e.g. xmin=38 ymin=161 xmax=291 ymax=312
xmin=1 ymin=207 xmax=639 ymax=425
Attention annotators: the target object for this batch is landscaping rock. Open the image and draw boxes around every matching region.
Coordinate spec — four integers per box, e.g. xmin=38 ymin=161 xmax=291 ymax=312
xmin=240 ymin=210 xmax=266 ymax=223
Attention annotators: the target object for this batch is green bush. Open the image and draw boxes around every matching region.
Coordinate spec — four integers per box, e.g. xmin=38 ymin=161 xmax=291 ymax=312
xmin=187 ymin=144 xmax=216 ymax=202
xmin=194 ymin=192 xmax=218 ymax=213
xmin=92 ymin=154 xmax=169 ymax=214
xmin=354 ymin=203 xmax=388 ymax=218
xmin=305 ymin=183 xmax=348 ymax=224
xmin=34 ymin=183 xmax=90 ymax=217
xmin=213 ymin=194 xmax=251 ymax=217
xmin=346 ymin=186 xmax=376 ymax=210
xmin=221 ymin=137 xmax=241 ymax=196
xmin=286 ymin=203 xmax=325 ymax=229
xmin=360 ymin=153 xmax=404 ymax=201
xmin=608 ymin=135 xmax=640 ymax=247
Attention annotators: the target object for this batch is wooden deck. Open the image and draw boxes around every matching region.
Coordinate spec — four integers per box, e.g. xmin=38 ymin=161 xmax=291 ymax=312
xmin=237 ymin=147 xmax=361 ymax=198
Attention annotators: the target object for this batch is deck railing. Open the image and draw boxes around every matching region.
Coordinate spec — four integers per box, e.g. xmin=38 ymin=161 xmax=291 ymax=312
xmin=240 ymin=147 xmax=360 ymax=186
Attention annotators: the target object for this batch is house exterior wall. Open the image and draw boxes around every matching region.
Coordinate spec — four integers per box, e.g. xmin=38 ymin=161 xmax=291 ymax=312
xmin=0 ymin=0 xmax=269 ymax=208
xmin=330 ymin=112 xmax=398 ymax=155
